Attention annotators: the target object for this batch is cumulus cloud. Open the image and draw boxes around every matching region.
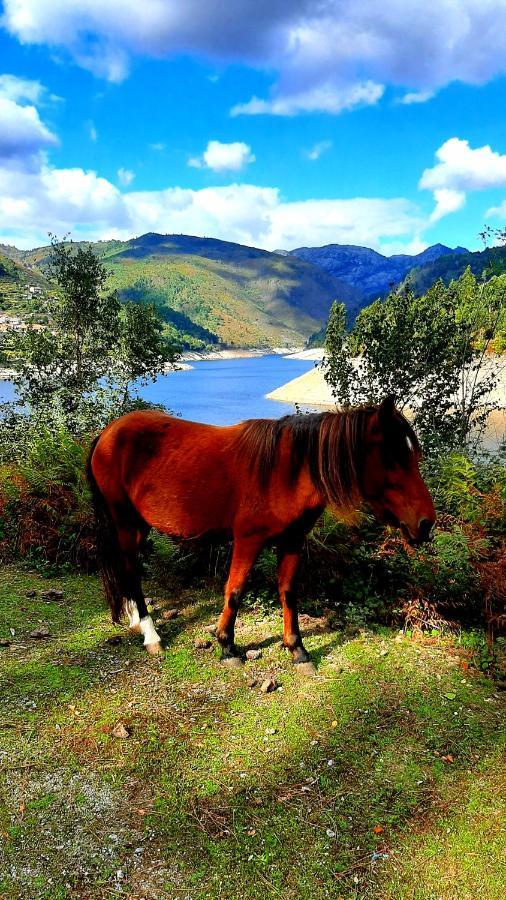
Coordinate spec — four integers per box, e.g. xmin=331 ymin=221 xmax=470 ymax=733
xmin=420 ymin=137 xmax=506 ymax=219
xmin=188 ymin=140 xmax=255 ymax=172
xmin=0 ymin=151 xmax=423 ymax=253
xmin=305 ymin=140 xmax=332 ymax=161
xmin=117 ymin=167 xmax=135 ymax=186
xmin=4 ymin=1 xmax=506 ymax=113
xmin=429 ymin=188 xmax=466 ymax=223
xmin=0 ymin=90 xmax=57 ymax=165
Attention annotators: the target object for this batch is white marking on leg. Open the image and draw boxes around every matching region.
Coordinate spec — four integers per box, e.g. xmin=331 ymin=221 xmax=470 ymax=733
xmin=125 ymin=600 xmax=140 ymax=630
xmin=140 ymin=615 xmax=161 ymax=647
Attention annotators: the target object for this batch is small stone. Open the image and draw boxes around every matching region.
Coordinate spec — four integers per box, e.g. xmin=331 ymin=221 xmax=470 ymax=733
xmin=25 ymin=590 xmax=37 ymax=598
xmin=246 ymin=649 xmax=262 ymax=661
xmin=265 ymin=727 xmax=276 ymax=735
xmin=41 ymin=589 xmax=63 ymax=601
xmin=205 ymin=624 xmax=217 ymax=634
xmin=247 ymin=678 xmax=258 ymax=689
xmin=161 ymin=608 xmax=179 ymax=621
xmin=194 ymin=638 xmax=212 ymax=650
xmin=112 ymin=722 xmax=130 ymax=739
xmin=0 ymin=639 xmax=12 ymax=648
xmin=29 ymin=626 xmax=50 ymax=639
xmin=260 ymin=676 xmax=278 ymax=694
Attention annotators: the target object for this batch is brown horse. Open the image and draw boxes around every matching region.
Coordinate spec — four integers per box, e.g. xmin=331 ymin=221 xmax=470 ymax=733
xmin=86 ymin=397 xmax=435 ymax=671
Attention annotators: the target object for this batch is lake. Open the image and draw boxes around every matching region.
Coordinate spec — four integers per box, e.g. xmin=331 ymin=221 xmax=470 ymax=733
xmin=0 ymin=355 xmax=314 ymax=425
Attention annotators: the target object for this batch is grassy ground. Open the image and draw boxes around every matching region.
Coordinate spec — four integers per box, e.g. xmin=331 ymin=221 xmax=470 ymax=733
xmin=0 ymin=565 xmax=504 ymax=899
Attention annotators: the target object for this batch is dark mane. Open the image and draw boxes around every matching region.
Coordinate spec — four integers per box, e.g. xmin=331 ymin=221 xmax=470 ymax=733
xmin=237 ymin=406 xmax=419 ymax=509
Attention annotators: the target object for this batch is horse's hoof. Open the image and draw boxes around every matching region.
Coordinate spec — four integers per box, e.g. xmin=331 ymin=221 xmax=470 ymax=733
xmin=222 ymin=655 xmax=243 ymax=668
xmin=295 ymin=661 xmax=316 ymax=676
xmin=146 ymin=641 xmax=163 ymax=655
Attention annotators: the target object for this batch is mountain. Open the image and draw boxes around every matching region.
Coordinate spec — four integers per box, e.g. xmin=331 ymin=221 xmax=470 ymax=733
xmin=5 ymin=233 xmax=363 ymax=348
xmin=288 ymin=242 xmax=468 ymax=302
xmin=398 ymin=245 xmax=506 ymax=296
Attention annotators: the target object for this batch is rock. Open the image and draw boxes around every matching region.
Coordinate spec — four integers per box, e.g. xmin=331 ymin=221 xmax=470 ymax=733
xmin=161 ymin=608 xmax=179 ymax=621
xmin=25 ymin=590 xmax=37 ymax=598
xmin=41 ymin=589 xmax=63 ymax=601
xmin=0 ymin=639 xmax=12 ymax=647
xmin=246 ymin=649 xmax=262 ymax=661
xmin=260 ymin=676 xmax=278 ymax=694
xmin=194 ymin=638 xmax=212 ymax=650
xmin=106 ymin=635 xmax=122 ymax=646
xmin=205 ymin=624 xmax=217 ymax=635
xmin=246 ymin=678 xmax=258 ymax=689
xmin=112 ymin=722 xmax=130 ymax=739
xmin=29 ymin=626 xmax=51 ymax=639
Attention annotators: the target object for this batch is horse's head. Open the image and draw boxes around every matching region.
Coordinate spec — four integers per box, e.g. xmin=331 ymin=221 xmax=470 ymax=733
xmin=361 ymin=396 xmax=436 ymax=545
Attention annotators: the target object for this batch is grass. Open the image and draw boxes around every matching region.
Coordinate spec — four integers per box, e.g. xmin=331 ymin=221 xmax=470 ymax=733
xmin=0 ymin=565 xmax=504 ymax=899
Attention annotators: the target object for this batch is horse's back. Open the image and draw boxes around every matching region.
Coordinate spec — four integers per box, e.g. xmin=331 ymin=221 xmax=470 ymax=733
xmin=92 ymin=410 xmax=243 ymax=536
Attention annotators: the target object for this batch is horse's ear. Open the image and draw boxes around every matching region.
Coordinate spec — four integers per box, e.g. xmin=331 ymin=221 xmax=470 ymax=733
xmin=379 ymin=395 xmax=396 ymax=424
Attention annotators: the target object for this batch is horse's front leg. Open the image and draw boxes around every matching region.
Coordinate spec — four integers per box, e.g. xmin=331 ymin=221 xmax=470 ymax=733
xmin=277 ymin=539 xmax=315 ymax=674
xmin=216 ymin=535 xmax=263 ymax=666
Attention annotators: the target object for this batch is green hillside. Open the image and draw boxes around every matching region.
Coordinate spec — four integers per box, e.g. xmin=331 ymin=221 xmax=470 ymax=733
xmin=0 ymin=251 xmax=49 ymax=320
xmin=6 ymin=233 xmax=362 ymax=348
xmin=102 ymin=234 xmax=361 ymax=347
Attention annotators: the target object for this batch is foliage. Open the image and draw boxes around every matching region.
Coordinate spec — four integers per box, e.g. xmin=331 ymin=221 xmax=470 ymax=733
xmin=323 ymin=269 xmax=505 ymax=453
xmin=4 ymin=237 xmax=179 ymax=436
xmin=121 ymin=278 xmax=219 ymax=350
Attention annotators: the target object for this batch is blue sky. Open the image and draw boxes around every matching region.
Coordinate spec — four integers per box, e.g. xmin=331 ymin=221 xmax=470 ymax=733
xmin=2 ymin=1 xmax=506 ymax=252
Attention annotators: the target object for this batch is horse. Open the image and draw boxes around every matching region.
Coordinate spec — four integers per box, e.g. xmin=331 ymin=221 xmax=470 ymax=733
xmin=86 ymin=396 xmax=436 ymax=672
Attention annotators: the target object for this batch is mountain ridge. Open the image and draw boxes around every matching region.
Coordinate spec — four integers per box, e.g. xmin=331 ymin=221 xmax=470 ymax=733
xmin=288 ymin=242 xmax=468 ymax=301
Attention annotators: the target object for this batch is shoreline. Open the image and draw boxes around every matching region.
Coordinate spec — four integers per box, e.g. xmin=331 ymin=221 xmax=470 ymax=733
xmin=266 ymin=355 xmax=506 ymax=410
xmin=179 ymin=347 xmax=303 ymax=363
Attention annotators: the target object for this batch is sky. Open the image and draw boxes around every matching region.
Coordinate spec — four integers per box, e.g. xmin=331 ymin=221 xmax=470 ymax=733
xmin=2 ymin=1 xmax=506 ymax=253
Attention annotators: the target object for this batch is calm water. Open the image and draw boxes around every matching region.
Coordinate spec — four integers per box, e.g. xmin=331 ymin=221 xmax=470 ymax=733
xmin=0 ymin=355 xmax=314 ymax=425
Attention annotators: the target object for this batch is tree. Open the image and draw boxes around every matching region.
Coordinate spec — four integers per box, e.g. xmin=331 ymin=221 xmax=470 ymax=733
xmin=9 ymin=237 xmax=180 ymax=435
xmin=324 ymin=272 xmax=505 ymax=454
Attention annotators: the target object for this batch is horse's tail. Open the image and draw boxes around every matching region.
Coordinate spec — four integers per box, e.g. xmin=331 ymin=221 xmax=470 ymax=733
xmin=86 ymin=436 xmax=125 ymax=624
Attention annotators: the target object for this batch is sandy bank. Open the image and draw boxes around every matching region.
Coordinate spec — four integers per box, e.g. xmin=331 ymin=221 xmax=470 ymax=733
xmin=266 ymin=357 xmax=506 ymax=410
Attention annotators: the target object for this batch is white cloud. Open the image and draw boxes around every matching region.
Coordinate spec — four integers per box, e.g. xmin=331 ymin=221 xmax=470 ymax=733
xmin=430 ymin=188 xmax=466 ymax=223
xmin=231 ymin=82 xmax=384 ymax=116
xmin=486 ymin=200 xmax=506 ymax=220
xmin=189 ymin=140 xmax=255 ymax=172
xmin=0 ymin=95 xmax=57 ymax=164
xmin=87 ymin=120 xmax=97 ymax=142
xmin=149 ymin=142 xmax=165 ymax=151
xmin=5 ymin=2 xmax=506 ymax=113
xmin=398 ymin=89 xmax=435 ymax=105
xmin=0 ymin=150 xmax=424 ymax=253
xmin=304 ymin=140 xmax=332 ymax=161
xmin=421 ymin=138 xmax=506 ymax=192
xmin=420 ymin=137 xmax=506 ymax=219
xmin=0 ymin=73 xmax=45 ymax=104
xmin=117 ymin=167 xmax=135 ymax=186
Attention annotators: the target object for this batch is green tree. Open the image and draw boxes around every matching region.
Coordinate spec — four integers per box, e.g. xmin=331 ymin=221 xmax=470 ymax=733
xmin=9 ymin=237 xmax=180 ymax=435
xmin=324 ymin=274 xmax=504 ymax=453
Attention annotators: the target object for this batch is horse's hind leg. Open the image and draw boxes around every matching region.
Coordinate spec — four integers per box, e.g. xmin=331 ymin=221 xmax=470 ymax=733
xmin=117 ymin=523 xmax=162 ymax=655
xmin=216 ymin=536 xmax=263 ymax=666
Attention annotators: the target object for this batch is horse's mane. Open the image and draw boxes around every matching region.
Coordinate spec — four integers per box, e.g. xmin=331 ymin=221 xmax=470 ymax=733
xmin=237 ymin=406 xmax=419 ymax=510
